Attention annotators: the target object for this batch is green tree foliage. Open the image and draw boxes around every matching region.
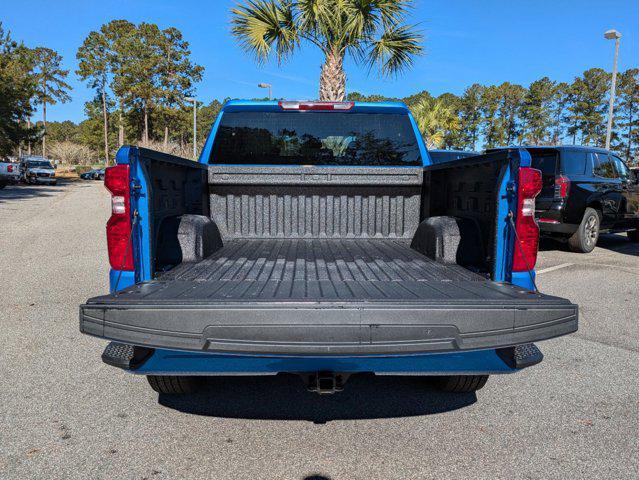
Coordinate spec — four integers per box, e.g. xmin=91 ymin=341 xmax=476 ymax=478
xmin=479 ymin=85 xmax=504 ymax=148
xmin=77 ymin=30 xmax=112 ymax=164
xmin=567 ymin=68 xmax=610 ymax=146
xmin=616 ymin=69 xmax=639 ymax=163
xmin=550 ymin=82 xmax=570 ymax=145
xmin=411 ymin=97 xmax=460 ymax=149
xmin=346 ymin=92 xmax=398 ymax=102
xmin=46 ymin=120 xmax=80 ymax=143
xmin=110 ymin=22 xmax=203 ymax=145
xmin=457 ymin=84 xmax=483 ymax=150
xmin=499 ymin=82 xmax=527 ymax=144
xmin=31 ymin=47 xmax=71 ymax=156
xmin=230 ymin=0 xmax=423 ymax=101
xmin=75 ymin=20 xmax=204 ymax=161
xmin=520 ymin=77 xmax=557 ymax=144
xmin=102 ymin=20 xmax=137 ymax=146
xmin=0 ymin=23 xmax=37 ymax=157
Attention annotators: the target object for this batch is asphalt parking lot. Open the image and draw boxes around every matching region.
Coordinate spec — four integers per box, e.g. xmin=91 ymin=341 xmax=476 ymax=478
xmin=1 ymin=180 xmax=638 ymax=479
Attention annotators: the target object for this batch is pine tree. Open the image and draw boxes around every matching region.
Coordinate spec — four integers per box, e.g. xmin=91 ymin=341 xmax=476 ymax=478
xmin=568 ymin=68 xmax=610 ymax=146
xmin=32 ymin=47 xmax=71 ymax=157
xmin=521 ymin=77 xmax=557 ymax=144
xmin=0 ymin=23 xmax=37 ymax=157
xmin=458 ymin=84 xmax=484 ymax=150
xmin=498 ymin=82 xmax=527 ymax=145
xmin=77 ymin=31 xmax=112 ymax=165
xmin=616 ymin=68 xmax=639 ymax=162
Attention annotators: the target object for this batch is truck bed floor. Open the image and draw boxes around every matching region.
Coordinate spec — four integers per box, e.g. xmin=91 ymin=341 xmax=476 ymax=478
xmin=107 ymin=238 xmax=535 ymax=304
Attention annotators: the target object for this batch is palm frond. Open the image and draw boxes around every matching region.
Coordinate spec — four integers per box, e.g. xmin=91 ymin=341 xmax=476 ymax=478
xmin=297 ymin=0 xmax=333 ymax=37
xmin=344 ymin=0 xmax=376 ymax=40
xmin=230 ymin=0 xmax=298 ymax=64
xmin=367 ymin=23 xmax=423 ymax=77
xmin=372 ymin=0 xmax=411 ymax=27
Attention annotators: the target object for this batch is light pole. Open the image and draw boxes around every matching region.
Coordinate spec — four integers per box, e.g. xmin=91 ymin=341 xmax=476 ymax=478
xmin=185 ymin=97 xmax=198 ymax=159
xmin=604 ymin=29 xmax=622 ymax=150
xmin=258 ymin=82 xmax=272 ymax=100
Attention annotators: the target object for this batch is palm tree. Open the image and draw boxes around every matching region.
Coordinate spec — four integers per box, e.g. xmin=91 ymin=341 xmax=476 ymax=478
xmin=32 ymin=47 xmax=71 ymax=157
xmin=231 ymin=0 xmax=423 ymax=101
xmin=412 ymin=98 xmax=460 ymax=149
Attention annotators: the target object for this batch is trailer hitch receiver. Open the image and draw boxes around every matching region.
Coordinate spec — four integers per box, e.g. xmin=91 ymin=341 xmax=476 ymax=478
xmin=305 ymin=372 xmax=349 ymax=395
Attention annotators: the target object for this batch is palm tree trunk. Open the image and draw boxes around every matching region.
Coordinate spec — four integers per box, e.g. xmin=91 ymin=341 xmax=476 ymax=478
xmin=319 ymin=51 xmax=346 ymax=101
xmin=42 ymin=101 xmax=47 ymax=157
xmin=164 ymin=126 xmax=169 ymax=150
xmin=27 ymin=118 xmax=32 ymax=155
xmin=102 ymin=90 xmax=109 ymax=166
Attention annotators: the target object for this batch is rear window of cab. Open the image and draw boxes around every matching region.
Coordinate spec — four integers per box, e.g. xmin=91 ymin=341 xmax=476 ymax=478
xmin=209 ymin=111 xmax=422 ymax=166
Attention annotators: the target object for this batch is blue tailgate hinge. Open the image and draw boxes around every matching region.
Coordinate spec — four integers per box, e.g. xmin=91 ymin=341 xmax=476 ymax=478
xmin=130 ymin=179 xmax=143 ymax=198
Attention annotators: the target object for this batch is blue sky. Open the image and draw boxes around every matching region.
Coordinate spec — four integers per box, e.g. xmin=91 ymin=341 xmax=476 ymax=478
xmin=2 ymin=0 xmax=638 ymax=123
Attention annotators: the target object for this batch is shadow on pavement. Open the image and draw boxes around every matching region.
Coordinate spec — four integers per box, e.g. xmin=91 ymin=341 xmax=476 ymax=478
xmin=540 ymin=233 xmax=639 ymax=257
xmin=158 ymin=373 xmax=476 ymax=422
xmin=0 ymin=178 xmax=92 ymax=203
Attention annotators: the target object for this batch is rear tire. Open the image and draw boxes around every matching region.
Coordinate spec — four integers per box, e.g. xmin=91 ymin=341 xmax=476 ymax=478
xmin=568 ymin=207 xmax=600 ymax=253
xmin=435 ymin=375 xmax=489 ymax=393
xmin=628 ymin=229 xmax=639 ymax=242
xmin=147 ymin=375 xmax=201 ymax=394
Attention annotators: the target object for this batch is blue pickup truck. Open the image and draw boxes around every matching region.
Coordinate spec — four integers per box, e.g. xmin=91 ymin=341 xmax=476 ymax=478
xmin=80 ymin=101 xmax=578 ymax=395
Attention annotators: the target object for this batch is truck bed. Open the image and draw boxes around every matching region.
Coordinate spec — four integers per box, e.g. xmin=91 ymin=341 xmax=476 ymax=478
xmin=81 ymin=238 xmax=578 ymax=355
xmin=152 ymin=238 xmax=484 ymax=302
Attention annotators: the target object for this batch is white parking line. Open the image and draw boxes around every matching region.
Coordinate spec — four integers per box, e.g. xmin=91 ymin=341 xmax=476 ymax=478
xmin=536 ymin=262 xmax=574 ymax=275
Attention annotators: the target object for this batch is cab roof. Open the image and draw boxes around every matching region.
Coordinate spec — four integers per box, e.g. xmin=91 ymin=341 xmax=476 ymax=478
xmin=221 ymin=99 xmax=411 ymax=114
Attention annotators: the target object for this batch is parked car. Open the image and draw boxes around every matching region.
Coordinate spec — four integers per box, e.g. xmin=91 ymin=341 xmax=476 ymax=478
xmin=20 ymin=157 xmax=57 ymax=185
xmin=489 ymin=146 xmax=639 ymax=253
xmin=428 ymin=149 xmax=480 ymax=164
xmin=80 ymin=101 xmax=577 ymax=396
xmin=81 ymin=168 xmax=106 ymax=180
xmin=81 ymin=169 xmax=99 ymax=180
xmin=0 ymin=160 xmax=21 ymax=189
xmin=80 ymin=169 xmax=97 ymax=180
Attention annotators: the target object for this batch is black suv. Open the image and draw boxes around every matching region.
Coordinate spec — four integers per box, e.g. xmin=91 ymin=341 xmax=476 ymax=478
xmin=493 ymin=146 xmax=639 ymax=253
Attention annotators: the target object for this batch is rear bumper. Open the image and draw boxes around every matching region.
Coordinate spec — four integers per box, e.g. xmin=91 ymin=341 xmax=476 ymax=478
xmin=28 ymin=176 xmax=57 ymax=184
xmin=103 ymin=343 xmax=543 ymax=375
xmin=80 ymin=300 xmax=578 ymax=356
xmin=537 ymin=205 xmax=578 ymax=235
xmin=538 ymin=219 xmax=578 ymax=235
xmin=0 ymin=175 xmax=19 ymax=185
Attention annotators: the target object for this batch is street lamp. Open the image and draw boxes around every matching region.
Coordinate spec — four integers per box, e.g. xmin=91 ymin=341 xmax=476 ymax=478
xmin=185 ymin=97 xmax=198 ymax=160
xmin=604 ymin=29 xmax=622 ymax=150
xmin=258 ymin=82 xmax=272 ymax=100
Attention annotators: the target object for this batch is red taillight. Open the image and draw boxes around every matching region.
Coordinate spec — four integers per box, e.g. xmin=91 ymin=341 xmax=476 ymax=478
xmin=104 ymin=165 xmax=134 ymax=271
xmin=7 ymin=165 xmax=13 ymax=173
xmin=513 ymin=167 xmax=543 ymax=272
xmin=555 ymin=174 xmax=570 ymax=199
xmin=278 ymin=101 xmax=354 ymax=111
